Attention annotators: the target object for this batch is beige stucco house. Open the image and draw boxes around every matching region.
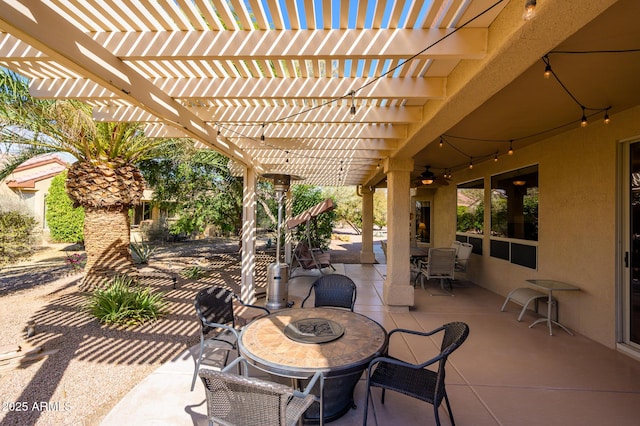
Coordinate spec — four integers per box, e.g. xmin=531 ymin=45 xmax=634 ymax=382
xmin=2 ymin=153 xmax=68 ymax=233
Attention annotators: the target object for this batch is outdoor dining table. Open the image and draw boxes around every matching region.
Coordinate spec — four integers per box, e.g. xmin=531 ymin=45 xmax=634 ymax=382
xmin=238 ymin=307 xmax=388 ymax=424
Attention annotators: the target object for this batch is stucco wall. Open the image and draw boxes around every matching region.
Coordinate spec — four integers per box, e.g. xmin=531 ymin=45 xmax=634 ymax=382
xmin=434 ymin=105 xmax=640 ymax=348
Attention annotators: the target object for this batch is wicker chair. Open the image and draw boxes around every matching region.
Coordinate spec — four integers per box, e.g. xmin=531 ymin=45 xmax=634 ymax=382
xmin=301 ymin=274 xmax=357 ymax=311
xmin=191 ymin=286 xmax=269 ymax=391
xmin=363 ymin=322 xmax=470 ymax=426
xmin=199 ymin=357 xmax=321 ymax=426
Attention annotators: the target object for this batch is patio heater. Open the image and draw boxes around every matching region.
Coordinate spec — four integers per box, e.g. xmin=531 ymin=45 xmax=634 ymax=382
xmin=263 ymin=173 xmax=296 ymax=310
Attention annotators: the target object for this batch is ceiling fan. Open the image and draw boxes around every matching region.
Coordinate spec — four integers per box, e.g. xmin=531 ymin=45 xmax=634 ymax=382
xmin=417 ymin=166 xmax=450 ymax=187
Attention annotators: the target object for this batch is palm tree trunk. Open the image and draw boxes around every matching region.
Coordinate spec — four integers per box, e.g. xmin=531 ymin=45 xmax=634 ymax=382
xmin=81 ymin=207 xmax=134 ymax=289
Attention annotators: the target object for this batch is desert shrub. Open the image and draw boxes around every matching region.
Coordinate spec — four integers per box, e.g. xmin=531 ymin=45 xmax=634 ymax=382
xmin=46 ymin=171 xmax=84 ymax=243
xmin=0 ymin=210 xmax=37 ymax=266
xmin=86 ymin=275 xmax=166 ymax=327
xmin=180 ymin=265 xmax=207 ymax=279
xmin=130 ymin=241 xmax=157 ymax=264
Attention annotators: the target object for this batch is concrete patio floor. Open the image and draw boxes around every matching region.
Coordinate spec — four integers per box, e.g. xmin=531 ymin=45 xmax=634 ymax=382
xmin=100 ymin=259 xmax=640 ymax=426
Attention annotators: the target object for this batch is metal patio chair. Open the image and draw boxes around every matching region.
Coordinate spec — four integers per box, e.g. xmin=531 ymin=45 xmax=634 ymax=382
xmin=419 ymin=248 xmax=457 ymax=292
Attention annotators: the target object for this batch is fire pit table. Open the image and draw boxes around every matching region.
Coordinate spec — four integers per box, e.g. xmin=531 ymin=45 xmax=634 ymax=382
xmin=238 ymin=307 xmax=388 ymax=424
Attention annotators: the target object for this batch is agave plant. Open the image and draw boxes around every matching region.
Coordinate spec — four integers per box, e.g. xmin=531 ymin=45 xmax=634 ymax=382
xmin=0 ymin=69 xmax=179 ymax=287
xmin=130 ymin=241 xmax=157 ymax=264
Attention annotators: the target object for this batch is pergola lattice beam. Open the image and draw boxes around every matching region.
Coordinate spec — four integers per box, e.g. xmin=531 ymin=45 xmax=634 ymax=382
xmin=31 ymin=76 xmax=446 ymax=101
xmin=89 ymin=28 xmax=487 ymax=61
xmin=93 ymin=105 xmax=422 ymax=125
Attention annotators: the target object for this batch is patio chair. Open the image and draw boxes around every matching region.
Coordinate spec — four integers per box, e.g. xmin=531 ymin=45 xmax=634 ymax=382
xmin=199 ymin=357 xmax=321 ymax=426
xmin=454 ymin=243 xmax=473 ymax=272
xmin=451 ymin=240 xmax=462 ymax=255
xmin=191 ymin=286 xmax=270 ymax=391
xmin=362 ymin=322 xmax=470 ymax=426
xmin=419 ymin=248 xmax=457 ymax=292
xmin=301 ymin=274 xmax=357 ymax=311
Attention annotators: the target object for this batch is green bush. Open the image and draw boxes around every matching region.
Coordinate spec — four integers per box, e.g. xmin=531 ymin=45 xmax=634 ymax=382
xmin=46 ymin=171 xmax=84 ymax=243
xmin=86 ymin=275 xmax=166 ymax=327
xmin=0 ymin=210 xmax=37 ymax=266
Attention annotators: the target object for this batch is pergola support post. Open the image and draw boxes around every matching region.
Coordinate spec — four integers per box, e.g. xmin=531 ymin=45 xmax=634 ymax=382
xmin=360 ymin=185 xmax=376 ymax=264
xmin=241 ymin=166 xmax=257 ymax=303
xmin=383 ymin=158 xmax=414 ymax=309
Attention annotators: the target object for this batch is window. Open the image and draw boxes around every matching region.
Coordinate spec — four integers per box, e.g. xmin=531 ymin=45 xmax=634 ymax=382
xmin=491 ymin=165 xmax=538 ymax=241
xmin=457 ymin=179 xmax=484 ymax=234
xmin=415 ymin=201 xmax=430 ymax=243
xmin=131 ymin=202 xmax=152 ymax=226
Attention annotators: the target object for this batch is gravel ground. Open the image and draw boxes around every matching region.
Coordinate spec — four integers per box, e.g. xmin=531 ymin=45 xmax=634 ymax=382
xmin=0 ymin=239 xmax=273 ymax=426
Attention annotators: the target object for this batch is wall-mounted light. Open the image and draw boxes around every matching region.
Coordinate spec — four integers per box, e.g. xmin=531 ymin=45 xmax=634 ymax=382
xmin=523 ymin=0 xmax=536 ymax=21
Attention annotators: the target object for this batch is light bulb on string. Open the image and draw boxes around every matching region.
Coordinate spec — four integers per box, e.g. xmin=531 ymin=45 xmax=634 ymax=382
xmin=604 ymin=109 xmax=611 ymax=125
xmin=469 ymin=159 xmax=473 ymax=170
xmin=349 ymin=91 xmax=356 ymax=118
xmin=580 ymin=107 xmax=588 ymax=127
xmin=439 ymin=137 xmax=444 ymax=148
xmin=260 ymin=123 xmax=265 ymax=141
xmin=508 ymin=140 xmax=514 ymax=155
xmin=494 ymin=153 xmax=499 ymax=162
xmin=544 ymin=63 xmax=552 ymax=79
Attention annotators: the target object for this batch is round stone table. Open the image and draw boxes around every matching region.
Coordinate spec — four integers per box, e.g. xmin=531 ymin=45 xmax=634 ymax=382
xmin=239 ymin=307 xmax=388 ymax=423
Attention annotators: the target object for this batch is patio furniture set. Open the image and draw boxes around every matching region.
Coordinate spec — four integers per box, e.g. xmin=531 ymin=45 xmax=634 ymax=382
xmin=191 ymin=273 xmax=470 ymax=426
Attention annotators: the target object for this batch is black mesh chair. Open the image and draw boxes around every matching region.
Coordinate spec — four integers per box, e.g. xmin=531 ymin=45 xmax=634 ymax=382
xmin=301 ymin=274 xmax=357 ymax=311
xmin=362 ymin=322 xmax=470 ymax=426
xmin=191 ymin=286 xmax=269 ymax=391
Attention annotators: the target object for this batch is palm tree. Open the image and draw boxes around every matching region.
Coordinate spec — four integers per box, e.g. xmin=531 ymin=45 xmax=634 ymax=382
xmin=0 ymin=69 xmax=175 ymax=287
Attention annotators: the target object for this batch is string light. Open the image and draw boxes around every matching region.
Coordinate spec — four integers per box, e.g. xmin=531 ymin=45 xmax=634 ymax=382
xmin=544 ymin=63 xmax=551 ymax=79
xmin=604 ymin=109 xmax=611 ymax=124
xmin=580 ymin=107 xmax=588 ymax=127
xmin=439 ymin=137 xmax=444 ymax=148
xmin=349 ymin=90 xmax=356 ymax=118
xmin=260 ymin=123 xmax=265 ymax=141
xmin=508 ymin=140 xmax=514 ymax=155
xmin=469 ymin=159 xmax=473 ymax=169
xmin=494 ymin=153 xmax=499 ymax=162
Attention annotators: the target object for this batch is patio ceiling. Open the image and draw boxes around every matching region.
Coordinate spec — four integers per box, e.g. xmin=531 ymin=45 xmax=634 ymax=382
xmin=0 ymin=0 xmax=636 ymax=187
